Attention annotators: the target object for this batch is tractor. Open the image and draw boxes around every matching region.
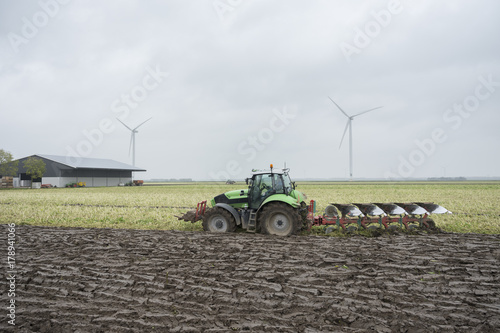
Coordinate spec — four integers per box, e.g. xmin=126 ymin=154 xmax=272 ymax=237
xmin=177 ymin=165 xmax=309 ymax=236
xmin=177 ymin=165 xmax=452 ymax=236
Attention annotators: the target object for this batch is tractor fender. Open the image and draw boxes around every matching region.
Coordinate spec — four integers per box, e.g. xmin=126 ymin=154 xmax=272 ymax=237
xmin=256 ymin=195 xmax=304 ymax=222
xmin=260 ymin=194 xmax=302 ymax=210
xmin=256 ymin=198 xmax=296 ymax=219
xmin=215 ymin=203 xmax=242 ymax=225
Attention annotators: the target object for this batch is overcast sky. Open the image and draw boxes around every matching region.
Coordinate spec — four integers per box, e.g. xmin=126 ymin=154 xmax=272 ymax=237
xmin=1 ymin=0 xmax=499 ymax=180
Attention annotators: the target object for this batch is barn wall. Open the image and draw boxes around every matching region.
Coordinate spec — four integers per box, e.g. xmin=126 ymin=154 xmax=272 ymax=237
xmin=93 ymin=178 xmax=107 ymax=187
xmin=42 ymin=177 xmax=66 ymax=187
xmin=40 ymin=176 xmax=133 ymax=187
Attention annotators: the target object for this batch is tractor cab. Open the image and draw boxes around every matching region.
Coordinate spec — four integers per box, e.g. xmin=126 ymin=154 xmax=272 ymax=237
xmin=247 ymin=165 xmax=294 ymax=209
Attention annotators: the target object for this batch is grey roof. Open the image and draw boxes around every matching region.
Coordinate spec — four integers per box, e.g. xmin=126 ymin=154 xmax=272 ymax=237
xmin=35 ymin=154 xmax=146 ymax=171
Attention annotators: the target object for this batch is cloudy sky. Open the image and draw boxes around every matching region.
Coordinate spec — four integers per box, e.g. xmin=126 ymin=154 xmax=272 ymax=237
xmin=1 ymin=0 xmax=499 ymax=180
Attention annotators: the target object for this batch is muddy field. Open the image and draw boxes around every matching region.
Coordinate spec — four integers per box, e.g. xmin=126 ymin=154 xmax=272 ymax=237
xmin=2 ymin=225 xmax=500 ymax=332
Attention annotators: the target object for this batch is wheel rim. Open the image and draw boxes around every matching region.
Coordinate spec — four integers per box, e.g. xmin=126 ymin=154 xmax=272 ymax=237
xmin=267 ymin=213 xmax=292 ymax=235
xmin=209 ymin=215 xmax=228 ymax=232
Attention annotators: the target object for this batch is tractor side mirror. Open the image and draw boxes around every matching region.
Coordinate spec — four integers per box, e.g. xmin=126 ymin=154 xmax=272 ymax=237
xmin=293 ymin=182 xmax=297 ymax=189
xmin=245 ymin=178 xmax=249 ymax=185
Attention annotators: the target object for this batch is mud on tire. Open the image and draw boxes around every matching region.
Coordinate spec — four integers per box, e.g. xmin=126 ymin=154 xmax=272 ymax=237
xmin=202 ymin=207 xmax=237 ymax=233
xmin=260 ymin=203 xmax=301 ymax=236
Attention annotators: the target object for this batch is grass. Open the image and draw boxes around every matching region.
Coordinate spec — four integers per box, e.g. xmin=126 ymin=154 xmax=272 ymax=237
xmin=1 ymin=181 xmax=499 ymax=234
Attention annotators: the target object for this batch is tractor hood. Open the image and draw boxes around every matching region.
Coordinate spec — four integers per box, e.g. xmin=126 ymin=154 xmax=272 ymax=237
xmin=211 ymin=189 xmax=249 ymax=208
xmin=289 ymin=189 xmax=307 ymax=203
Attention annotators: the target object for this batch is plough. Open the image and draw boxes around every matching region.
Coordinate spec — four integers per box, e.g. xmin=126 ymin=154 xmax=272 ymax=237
xmin=307 ymin=201 xmax=451 ymax=231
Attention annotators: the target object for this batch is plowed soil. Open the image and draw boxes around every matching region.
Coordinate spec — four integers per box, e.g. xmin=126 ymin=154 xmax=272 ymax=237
xmin=2 ymin=225 xmax=500 ymax=332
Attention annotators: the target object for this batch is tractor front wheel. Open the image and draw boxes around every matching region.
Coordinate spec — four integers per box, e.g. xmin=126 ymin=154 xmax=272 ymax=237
xmin=202 ymin=207 xmax=237 ymax=233
xmin=260 ymin=203 xmax=300 ymax=236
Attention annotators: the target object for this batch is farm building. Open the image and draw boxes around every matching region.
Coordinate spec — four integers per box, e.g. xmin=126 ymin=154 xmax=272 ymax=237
xmin=6 ymin=154 xmax=146 ymax=188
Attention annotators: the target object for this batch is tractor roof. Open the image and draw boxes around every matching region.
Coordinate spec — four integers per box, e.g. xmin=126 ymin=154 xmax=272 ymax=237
xmin=251 ymin=168 xmax=289 ymax=176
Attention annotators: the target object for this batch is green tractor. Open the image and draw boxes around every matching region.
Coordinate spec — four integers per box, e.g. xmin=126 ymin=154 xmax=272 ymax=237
xmin=178 ymin=165 xmax=309 ymax=236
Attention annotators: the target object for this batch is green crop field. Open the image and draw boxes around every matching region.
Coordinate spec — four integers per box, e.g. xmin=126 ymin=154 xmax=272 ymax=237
xmin=1 ymin=181 xmax=499 ymax=234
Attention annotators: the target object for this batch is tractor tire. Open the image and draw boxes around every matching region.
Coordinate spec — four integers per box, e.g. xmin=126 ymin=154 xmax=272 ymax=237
xmin=202 ymin=207 xmax=237 ymax=233
xmin=260 ymin=203 xmax=301 ymax=237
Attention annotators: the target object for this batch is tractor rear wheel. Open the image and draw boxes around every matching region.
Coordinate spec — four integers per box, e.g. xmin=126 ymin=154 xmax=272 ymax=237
xmin=202 ymin=207 xmax=237 ymax=233
xmin=260 ymin=203 xmax=300 ymax=236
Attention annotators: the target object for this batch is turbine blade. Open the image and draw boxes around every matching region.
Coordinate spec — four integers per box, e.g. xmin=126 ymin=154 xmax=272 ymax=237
xmin=133 ymin=117 xmax=153 ymax=131
xmin=128 ymin=134 xmax=133 ymax=156
xmin=116 ymin=118 xmax=133 ymax=131
xmin=328 ymin=96 xmax=350 ymax=118
xmin=352 ymin=106 xmax=383 ymax=118
xmin=339 ymin=120 xmax=350 ymax=149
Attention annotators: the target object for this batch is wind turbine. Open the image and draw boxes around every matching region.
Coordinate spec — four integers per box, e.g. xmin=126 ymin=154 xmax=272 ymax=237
xmin=328 ymin=97 xmax=382 ymax=180
xmin=116 ymin=117 xmax=152 ymax=167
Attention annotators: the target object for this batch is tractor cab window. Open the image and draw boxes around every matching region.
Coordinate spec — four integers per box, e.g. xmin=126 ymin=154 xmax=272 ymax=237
xmin=282 ymin=173 xmax=292 ymax=194
xmin=273 ymin=174 xmax=285 ymax=194
xmin=249 ymin=174 xmax=274 ymax=209
xmin=258 ymin=174 xmax=273 ymax=194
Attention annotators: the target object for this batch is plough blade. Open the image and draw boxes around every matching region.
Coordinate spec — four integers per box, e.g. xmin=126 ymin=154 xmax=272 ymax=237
xmin=373 ymin=203 xmax=407 ymax=216
xmin=396 ymin=203 xmax=428 ymax=215
xmin=354 ymin=203 xmax=386 ymax=216
xmin=332 ymin=204 xmax=364 ymax=217
xmin=324 ymin=205 xmax=339 ymax=217
xmin=416 ymin=202 xmax=452 ymax=214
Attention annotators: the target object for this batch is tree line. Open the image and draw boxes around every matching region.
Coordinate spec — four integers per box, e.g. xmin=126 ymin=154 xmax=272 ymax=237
xmin=0 ymin=150 xmax=46 ymax=184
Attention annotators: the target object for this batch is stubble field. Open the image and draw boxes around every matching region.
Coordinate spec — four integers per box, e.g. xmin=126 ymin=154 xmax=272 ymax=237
xmin=1 ymin=181 xmax=500 ymax=332
xmin=1 ymin=181 xmax=500 ymax=233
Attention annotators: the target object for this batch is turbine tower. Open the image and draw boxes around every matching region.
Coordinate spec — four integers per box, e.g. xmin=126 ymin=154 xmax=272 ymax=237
xmin=117 ymin=117 xmax=152 ymax=167
xmin=328 ymin=97 xmax=382 ymax=180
